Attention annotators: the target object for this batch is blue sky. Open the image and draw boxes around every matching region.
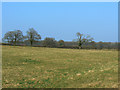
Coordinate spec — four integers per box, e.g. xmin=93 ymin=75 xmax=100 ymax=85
xmin=2 ymin=2 xmax=118 ymax=42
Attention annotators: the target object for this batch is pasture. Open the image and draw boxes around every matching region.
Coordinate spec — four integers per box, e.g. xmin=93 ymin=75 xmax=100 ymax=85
xmin=2 ymin=46 xmax=118 ymax=88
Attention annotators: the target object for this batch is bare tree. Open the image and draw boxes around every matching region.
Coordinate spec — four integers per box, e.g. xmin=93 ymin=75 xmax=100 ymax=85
xmin=14 ymin=30 xmax=23 ymax=45
xmin=3 ymin=31 xmax=14 ymax=44
xmin=76 ymin=32 xmax=93 ymax=49
xmin=26 ymin=28 xmax=41 ymax=46
xmin=3 ymin=30 xmax=23 ymax=45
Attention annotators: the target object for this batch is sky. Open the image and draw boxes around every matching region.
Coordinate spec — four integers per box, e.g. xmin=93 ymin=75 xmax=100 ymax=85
xmin=2 ymin=2 xmax=118 ymax=42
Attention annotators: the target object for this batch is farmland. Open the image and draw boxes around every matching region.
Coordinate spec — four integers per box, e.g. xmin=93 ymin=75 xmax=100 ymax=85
xmin=2 ymin=45 xmax=118 ymax=88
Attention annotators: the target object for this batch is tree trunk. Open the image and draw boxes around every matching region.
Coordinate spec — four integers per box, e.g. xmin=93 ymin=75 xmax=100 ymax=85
xmin=30 ymin=41 xmax=33 ymax=46
xmin=14 ymin=38 xmax=16 ymax=45
xmin=78 ymin=41 xmax=82 ymax=49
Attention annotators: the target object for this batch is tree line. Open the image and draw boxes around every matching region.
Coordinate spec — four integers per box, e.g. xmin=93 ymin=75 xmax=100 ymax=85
xmin=2 ymin=28 xmax=118 ymax=49
xmin=3 ymin=28 xmax=41 ymax=46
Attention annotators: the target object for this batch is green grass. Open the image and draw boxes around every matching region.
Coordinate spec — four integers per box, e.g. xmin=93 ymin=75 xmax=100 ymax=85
xmin=2 ymin=45 xmax=118 ymax=88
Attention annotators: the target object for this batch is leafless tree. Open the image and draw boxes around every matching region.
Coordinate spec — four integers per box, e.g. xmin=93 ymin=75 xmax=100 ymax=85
xmin=26 ymin=28 xmax=41 ymax=46
xmin=76 ymin=32 xmax=93 ymax=49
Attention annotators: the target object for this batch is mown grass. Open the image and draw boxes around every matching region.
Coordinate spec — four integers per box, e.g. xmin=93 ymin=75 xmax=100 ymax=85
xmin=2 ymin=45 xmax=118 ymax=88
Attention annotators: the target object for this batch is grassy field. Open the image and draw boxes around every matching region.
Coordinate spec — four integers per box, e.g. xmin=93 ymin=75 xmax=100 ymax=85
xmin=2 ymin=45 xmax=118 ymax=88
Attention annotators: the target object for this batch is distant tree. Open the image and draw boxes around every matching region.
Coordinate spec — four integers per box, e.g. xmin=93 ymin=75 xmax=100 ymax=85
xmin=90 ymin=41 xmax=96 ymax=49
xmin=43 ymin=37 xmax=57 ymax=47
xmin=3 ymin=31 xmax=14 ymax=44
xmin=76 ymin=32 xmax=93 ymax=49
xmin=26 ymin=28 xmax=41 ymax=46
xmin=13 ymin=30 xmax=23 ymax=45
xmin=3 ymin=30 xmax=23 ymax=45
xmin=58 ymin=40 xmax=65 ymax=47
xmin=98 ymin=41 xmax=103 ymax=49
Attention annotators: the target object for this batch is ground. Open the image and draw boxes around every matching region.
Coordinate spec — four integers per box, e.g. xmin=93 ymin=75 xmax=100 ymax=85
xmin=2 ymin=46 xmax=118 ymax=88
